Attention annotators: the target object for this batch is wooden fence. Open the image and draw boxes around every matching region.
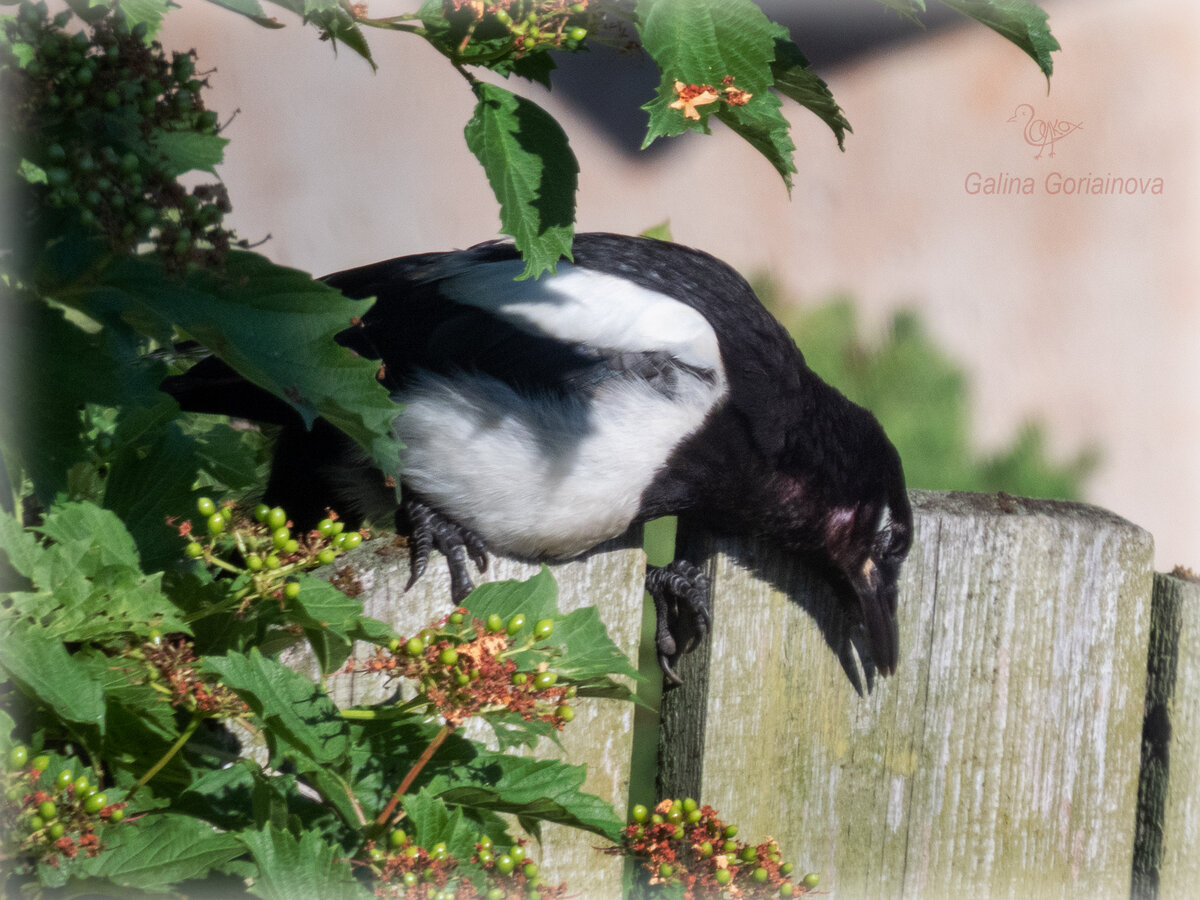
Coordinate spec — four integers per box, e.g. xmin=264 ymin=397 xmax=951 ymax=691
xmin=315 ymin=490 xmax=1198 ymax=900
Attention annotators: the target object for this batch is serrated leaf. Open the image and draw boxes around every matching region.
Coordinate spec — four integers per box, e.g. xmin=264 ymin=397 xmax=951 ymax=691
xmin=868 ymin=0 xmax=928 ymax=21
xmin=78 ymin=813 xmax=243 ymax=890
xmin=286 ymin=576 xmax=366 ymax=673
xmin=716 ymin=88 xmax=796 ymax=189
xmin=462 ymin=566 xmax=559 ymax=623
xmin=203 ymin=648 xmax=349 ymax=765
xmin=769 ymin=38 xmax=852 ymax=151
xmin=432 ymin=753 xmax=624 ymax=841
xmin=240 ymin=826 xmax=373 ymax=900
xmin=0 ymin=623 xmax=106 ymax=730
xmin=637 ymin=0 xmax=782 ymax=146
xmin=402 ymin=787 xmax=481 ymax=861
xmin=151 ymin=128 xmax=230 ymax=177
xmin=202 ymin=0 xmax=288 ymax=28
xmin=94 ymin=251 xmax=402 ymax=481
xmin=110 ymin=0 xmax=174 ymax=37
xmin=937 ymin=0 xmax=1059 ymax=79
xmin=464 ymin=82 xmax=577 ymax=279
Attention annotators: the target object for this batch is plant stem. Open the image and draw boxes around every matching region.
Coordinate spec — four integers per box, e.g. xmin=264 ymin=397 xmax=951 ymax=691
xmin=374 ymin=723 xmax=453 ymax=826
xmin=128 ymin=712 xmax=203 ymax=799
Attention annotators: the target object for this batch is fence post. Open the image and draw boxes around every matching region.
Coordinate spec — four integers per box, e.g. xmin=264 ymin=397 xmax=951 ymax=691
xmin=293 ymin=531 xmax=646 ymax=900
xmin=659 ymin=490 xmax=1154 ymax=899
xmin=1134 ymin=571 xmax=1200 ymax=900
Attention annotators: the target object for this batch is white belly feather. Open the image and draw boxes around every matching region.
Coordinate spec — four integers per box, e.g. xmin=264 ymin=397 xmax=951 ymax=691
xmin=395 ymin=366 xmax=724 ymax=558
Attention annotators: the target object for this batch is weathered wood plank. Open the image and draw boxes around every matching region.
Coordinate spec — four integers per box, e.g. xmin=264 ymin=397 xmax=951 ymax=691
xmin=299 ymin=533 xmax=646 ymax=899
xmin=659 ymin=490 xmax=1154 ymax=899
xmin=1134 ymin=571 xmax=1200 ymax=900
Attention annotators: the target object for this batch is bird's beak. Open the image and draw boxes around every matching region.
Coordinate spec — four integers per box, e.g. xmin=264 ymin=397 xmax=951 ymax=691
xmin=848 ymin=556 xmax=899 ymax=676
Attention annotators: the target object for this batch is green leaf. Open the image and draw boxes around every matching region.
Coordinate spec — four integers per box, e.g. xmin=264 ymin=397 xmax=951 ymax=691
xmin=92 ymin=251 xmax=402 ymax=480
xmin=203 ymin=0 xmax=288 ymax=28
xmin=867 ymin=0 xmax=927 ymax=22
xmin=151 ymin=128 xmax=230 ymax=177
xmin=0 ymin=622 xmax=106 ymax=731
xmin=3 ymin=501 xmax=189 ymax=642
xmin=637 ymin=0 xmax=783 ymax=145
xmin=715 ymin=89 xmax=796 ymax=189
xmin=464 ymin=82 xmax=578 ymax=279
xmin=286 ymin=576 xmax=366 ymax=673
xmin=80 ymin=813 xmax=244 ymax=891
xmin=203 ymin=648 xmax=349 ymax=765
xmin=110 ymin=0 xmax=174 ymax=37
xmin=402 ymin=787 xmax=481 ymax=861
xmin=769 ymin=38 xmax=852 ymax=151
xmin=432 ymin=753 xmax=624 ymax=842
xmin=937 ymin=0 xmax=1059 ymax=79
xmin=240 ymin=826 xmax=373 ymax=900
xmin=462 ymin=566 xmax=559 ymax=623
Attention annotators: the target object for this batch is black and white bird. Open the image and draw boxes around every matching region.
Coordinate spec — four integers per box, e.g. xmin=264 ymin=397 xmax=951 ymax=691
xmin=163 ymin=233 xmax=913 ymax=682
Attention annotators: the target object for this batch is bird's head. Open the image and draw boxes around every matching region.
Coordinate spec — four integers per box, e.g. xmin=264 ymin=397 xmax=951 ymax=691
xmin=766 ymin=398 xmax=913 ymax=675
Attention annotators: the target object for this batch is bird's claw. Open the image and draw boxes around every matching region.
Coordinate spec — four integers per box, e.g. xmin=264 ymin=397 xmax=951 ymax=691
xmin=646 ymin=560 xmax=711 ymax=686
xmin=399 ymin=498 xmax=489 ymax=603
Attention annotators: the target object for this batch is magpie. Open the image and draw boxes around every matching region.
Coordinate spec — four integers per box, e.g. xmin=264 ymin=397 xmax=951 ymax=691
xmin=163 ymin=233 xmax=913 ymax=682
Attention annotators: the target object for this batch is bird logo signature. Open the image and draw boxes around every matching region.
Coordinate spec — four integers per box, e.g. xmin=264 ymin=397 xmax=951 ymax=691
xmin=1007 ymin=103 xmax=1083 ymax=159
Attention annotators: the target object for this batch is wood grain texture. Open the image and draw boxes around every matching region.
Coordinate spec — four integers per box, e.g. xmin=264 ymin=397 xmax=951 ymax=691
xmin=293 ymin=532 xmax=646 ymax=899
xmin=1134 ymin=572 xmax=1200 ymax=900
xmin=660 ymin=490 xmax=1154 ymax=900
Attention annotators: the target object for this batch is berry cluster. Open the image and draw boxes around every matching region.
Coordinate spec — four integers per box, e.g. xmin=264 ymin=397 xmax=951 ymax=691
xmin=176 ymin=498 xmax=366 ymax=610
xmin=363 ymin=832 xmax=565 ymax=900
xmin=348 ymin=609 xmax=575 ymax=728
xmin=441 ymin=1 xmax=592 ymax=53
xmin=1 ymin=746 xmax=128 ymax=871
xmin=621 ymin=799 xmax=820 ymax=898
xmin=2 ymin=2 xmax=236 ymax=268
xmin=124 ymin=633 xmax=249 ymax=718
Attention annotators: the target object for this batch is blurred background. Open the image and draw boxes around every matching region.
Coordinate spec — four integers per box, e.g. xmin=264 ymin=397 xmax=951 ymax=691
xmin=158 ymin=0 xmax=1197 ymax=571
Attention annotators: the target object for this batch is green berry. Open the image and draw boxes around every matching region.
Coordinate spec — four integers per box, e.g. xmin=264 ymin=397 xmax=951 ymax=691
xmin=246 ymin=554 xmax=264 ymax=570
xmin=84 ymin=793 xmax=107 ymax=814
xmin=206 ymin=512 xmax=225 ymax=535
xmin=317 ymin=548 xmax=336 ymax=565
xmin=341 ymin=531 xmax=362 ymax=550
xmin=405 ymin=637 xmax=425 ymax=658
xmin=403 ymin=871 xmax=418 ymax=886
xmin=184 ymin=540 xmax=204 ymax=559
xmin=38 ymin=800 xmax=57 ymax=821
xmin=73 ymin=776 xmax=90 ymax=794
xmin=509 ymin=845 xmax=525 ymax=862
xmin=802 ymin=873 xmax=819 ymax=889
xmin=7 ymin=745 xmax=28 ymax=769
xmin=532 ymin=671 xmax=557 ymax=690
xmin=487 ymin=889 xmax=505 ymax=900
xmin=658 ymin=863 xmax=674 ymax=879
xmin=568 ymin=26 xmax=588 ymax=42
xmin=317 ymin=518 xmax=335 ymax=537
xmin=556 ymin=704 xmax=575 ymax=722
xmin=271 ymin=526 xmax=290 ymax=548
xmin=266 ymin=506 xmax=288 ymax=530
xmin=722 ymin=840 xmax=738 ymax=854
xmin=264 ymin=554 xmax=281 ymax=570
xmin=533 ymin=618 xmax=553 ymax=640
xmin=687 ymin=808 xmax=702 ymax=824
xmin=495 ymin=853 xmax=515 ymax=875
xmin=109 ymin=808 xmax=125 ymax=822
xmin=494 ymin=8 xmax=512 ymax=26
xmin=48 ymin=822 xmax=65 ymax=839
xmin=478 ymin=834 xmax=493 ymax=849
xmin=55 ymin=770 xmax=73 ymax=790
xmin=715 ymin=869 xmax=732 ymax=886
xmin=524 ymin=862 xmax=539 ymax=878
xmin=449 ymin=611 xmax=465 ymax=625
xmin=780 ymin=863 xmax=794 ymax=876
xmin=666 ymin=804 xmax=683 ymax=824
xmin=699 ymin=841 xmax=713 ymax=857
xmin=284 ymin=581 xmax=301 ymax=600
xmin=254 ymin=503 xmax=271 ymax=523
xmin=439 ymin=648 xmax=459 ymax=666
xmin=741 ymin=846 xmax=758 ymax=863
xmin=723 ymin=824 xmax=738 ymax=839
xmin=506 ymin=613 xmax=526 ymax=635
xmin=430 ymin=841 xmax=447 ymax=859
xmin=284 ymin=539 xmax=300 ymax=554
xmin=389 ymin=829 xmax=407 ymax=848
xmin=486 ymin=613 xmax=504 ymax=633
xmin=512 ymin=672 xmax=527 ymax=685
xmin=753 ymin=867 xmax=769 ymax=882
xmin=30 ymin=815 xmax=44 ymax=830
xmin=631 ymin=803 xmax=648 ymax=823
xmin=31 ymin=754 xmax=49 ymax=771
xmin=196 ymin=497 xmax=216 ymax=517
xmin=780 ymin=883 xmax=794 ymax=897
xmin=368 ymin=846 xmax=386 ymax=861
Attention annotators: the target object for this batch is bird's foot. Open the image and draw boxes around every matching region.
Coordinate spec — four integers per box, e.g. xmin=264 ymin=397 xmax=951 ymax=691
xmin=646 ymin=560 xmax=711 ymax=686
xmin=398 ymin=498 xmax=489 ymax=603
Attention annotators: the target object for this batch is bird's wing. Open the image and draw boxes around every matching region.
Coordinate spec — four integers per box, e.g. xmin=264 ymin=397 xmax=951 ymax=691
xmin=326 ymin=240 xmax=726 ymax=400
